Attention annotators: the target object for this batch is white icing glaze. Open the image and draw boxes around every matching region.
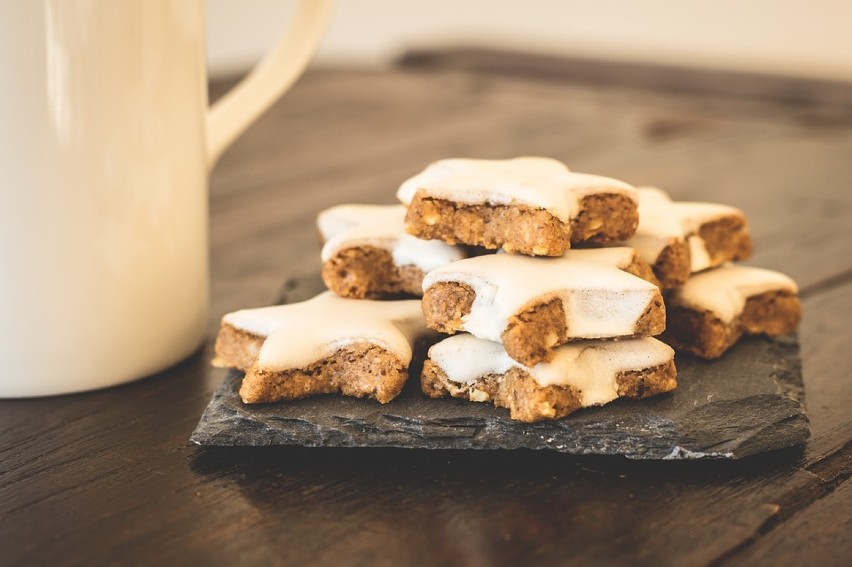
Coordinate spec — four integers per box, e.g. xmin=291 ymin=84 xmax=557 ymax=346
xmin=561 ymin=247 xmax=636 ymax=269
xmin=222 ymin=291 xmax=428 ymax=371
xmin=317 ymin=203 xmax=373 ymax=242
xmin=687 ymin=235 xmax=712 ymax=272
xmin=626 ymin=187 xmax=746 ymax=272
xmin=429 ymin=334 xmax=674 ymax=407
xmin=429 ymin=335 xmax=517 ymax=384
xmin=496 ymin=246 xmax=637 ymax=268
xmin=669 ymin=265 xmax=798 ymax=323
xmin=397 ymin=157 xmax=636 ymax=223
xmin=318 ymin=204 xmax=464 ymax=273
xmin=423 ymin=253 xmax=659 ymax=342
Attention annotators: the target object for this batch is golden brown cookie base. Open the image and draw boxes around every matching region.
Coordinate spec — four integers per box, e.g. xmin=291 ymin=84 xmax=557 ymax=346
xmin=404 ymin=192 xmax=637 ymax=256
xmin=697 ymin=214 xmax=753 ymax=268
xmin=632 ymin=294 xmax=668 ymax=337
xmin=405 ymin=194 xmax=569 ymax=255
xmin=421 ymin=359 xmax=677 ymax=422
xmin=623 ymin=255 xmax=662 ymax=288
xmin=653 ymin=241 xmax=691 ymax=289
xmin=422 ymin=282 xmax=666 ymax=366
xmin=663 ymin=290 xmax=801 ymax=359
xmin=239 ymin=343 xmax=408 ymax=404
xmin=421 ymin=281 xmax=477 ymax=334
xmin=643 ymin=215 xmax=752 ymax=289
xmin=502 ymin=298 xmax=567 ymax=366
xmin=570 ymin=193 xmax=639 ymax=246
xmin=213 ymin=323 xmax=265 ymax=372
xmin=321 ymin=245 xmax=424 ymax=299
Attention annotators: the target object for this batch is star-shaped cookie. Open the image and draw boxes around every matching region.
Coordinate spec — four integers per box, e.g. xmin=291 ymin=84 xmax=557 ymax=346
xmin=213 ymin=292 xmax=432 ymax=403
xmin=318 ymin=204 xmax=465 ymax=298
xmin=624 ymin=187 xmax=752 ymax=287
xmin=422 ymin=334 xmax=676 ymax=422
xmin=664 ymin=265 xmax=801 ymax=359
xmin=397 ymin=157 xmax=638 ymax=256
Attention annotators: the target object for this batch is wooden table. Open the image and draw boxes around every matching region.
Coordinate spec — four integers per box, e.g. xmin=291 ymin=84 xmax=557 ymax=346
xmin=3 ymin=50 xmax=850 ymax=566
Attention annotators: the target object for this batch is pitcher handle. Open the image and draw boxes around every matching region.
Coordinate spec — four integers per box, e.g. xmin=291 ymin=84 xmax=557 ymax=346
xmin=206 ymin=0 xmax=334 ymax=169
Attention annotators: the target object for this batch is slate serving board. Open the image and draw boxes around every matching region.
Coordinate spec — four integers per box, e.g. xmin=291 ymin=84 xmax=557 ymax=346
xmin=192 ymin=274 xmax=809 ymax=459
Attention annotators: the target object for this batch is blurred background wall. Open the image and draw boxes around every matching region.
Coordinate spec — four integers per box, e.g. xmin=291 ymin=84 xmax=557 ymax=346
xmin=207 ymin=0 xmax=852 ymax=82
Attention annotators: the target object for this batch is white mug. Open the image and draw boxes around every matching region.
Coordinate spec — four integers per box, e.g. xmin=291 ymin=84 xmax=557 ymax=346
xmin=0 ymin=0 xmax=334 ymax=397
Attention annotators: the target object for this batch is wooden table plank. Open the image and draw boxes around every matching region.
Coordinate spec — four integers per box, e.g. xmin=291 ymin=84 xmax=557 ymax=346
xmin=798 ymin=281 xmax=852 ymax=463
xmin=719 ymin=478 xmax=852 ymax=566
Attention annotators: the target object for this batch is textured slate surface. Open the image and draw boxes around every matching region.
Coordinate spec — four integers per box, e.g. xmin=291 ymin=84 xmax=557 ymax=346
xmin=192 ymin=274 xmax=809 ymax=459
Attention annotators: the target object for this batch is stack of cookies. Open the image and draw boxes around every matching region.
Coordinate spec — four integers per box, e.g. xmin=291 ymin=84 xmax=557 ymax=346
xmin=213 ymin=157 xmax=802 ymax=423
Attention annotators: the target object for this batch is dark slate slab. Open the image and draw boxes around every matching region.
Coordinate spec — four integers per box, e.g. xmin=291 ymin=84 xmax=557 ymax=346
xmin=192 ymin=273 xmax=809 ymax=459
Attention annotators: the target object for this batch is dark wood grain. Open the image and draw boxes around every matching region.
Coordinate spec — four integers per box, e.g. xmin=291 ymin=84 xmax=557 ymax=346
xmin=729 ymin=453 xmax=851 ymax=567
xmin=2 ymin=51 xmax=850 ymax=566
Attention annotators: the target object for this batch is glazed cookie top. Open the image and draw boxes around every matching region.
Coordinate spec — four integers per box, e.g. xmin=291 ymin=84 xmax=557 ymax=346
xmin=318 ymin=204 xmax=465 ymax=272
xmin=627 ymin=187 xmax=747 ymax=272
xmin=559 ymin=246 xmax=639 ymax=270
xmin=223 ymin=292 xmax=429 ymax=371
xmin=496 ymin=246 xmax=638 ymax=268
xmin=668 ymin=265 xmax=798 ymax=322
xmin=397 ymin=157 xmax=637 ymax=223
xmin=423 ymin=252 xmax=660 ymax=342
xmin=429 ymin=334 xmax=674 ymax=406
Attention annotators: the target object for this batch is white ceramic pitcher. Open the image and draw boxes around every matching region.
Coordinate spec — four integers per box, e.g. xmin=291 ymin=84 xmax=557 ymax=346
xmin=0 ymin=0 xmax=334 ymax=397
